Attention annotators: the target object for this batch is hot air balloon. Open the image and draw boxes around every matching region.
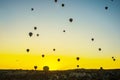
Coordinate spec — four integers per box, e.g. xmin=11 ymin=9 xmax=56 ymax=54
xmin=111 ymin=0 xmax=113 ymax=2
xmin=105 ymin=6 xmax=108 ymax=10
xmin=61 ymin=3 xmax=65 ymax=7
xmin=76 ymin=57 xmax=80 ymax=61
xmin=57 ymin=58 xmax=60 ymax=62
xmin=100 ymin=67 xmax=103 ymax=70
xmin=34 ymin=66 xmax=37 ymax=70
xmin=42 ymin=54 xmax=45 ymax=58
xmin=113 ymin=58 xmax=116 ymax=61
xmin=112 ymin=56 xmax=114 ymax=59
xmin=29 ymin=32 xmax=33 ymax=37
xmin=77 ymin=65 xmax=79 ymax=68
xmin=54 ymin=0 xmax=57 ymax=3
xmin=43 ymin=66 xmax=49 ymax=72
xmin=98 ymin=48 xmax=101 ymax=51
xmin=26 ymin=49 xmax=30 ymax=52
xmin=34 ymin=27 xmax=37 ymax=30
xmin=91 ymin=38 xmax=94 ymax=41
xmin=36 ymin=34 xmax=39 ymax=37
xmin=69 ymin=18 xmax=73 ymax=22
xmin=31 ymin=8 xmax=34 ymax=11
xmin=63 ymin=30 xmax=66 ymax=32
xmin=53 ymin=48 xmax=56 ymax=51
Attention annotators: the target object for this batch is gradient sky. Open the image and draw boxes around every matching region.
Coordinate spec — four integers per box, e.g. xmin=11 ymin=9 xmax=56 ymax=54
xmin=0 ymin=0 xmax=120 ymax=70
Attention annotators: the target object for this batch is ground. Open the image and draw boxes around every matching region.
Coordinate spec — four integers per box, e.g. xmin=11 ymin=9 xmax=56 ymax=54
xmin=0 ymin=69 xmax=120 ymax=80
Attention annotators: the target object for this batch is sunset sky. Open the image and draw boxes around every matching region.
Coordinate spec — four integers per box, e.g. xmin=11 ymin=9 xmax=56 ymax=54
xmin=0 ymin=0 xmax=120 ymax=70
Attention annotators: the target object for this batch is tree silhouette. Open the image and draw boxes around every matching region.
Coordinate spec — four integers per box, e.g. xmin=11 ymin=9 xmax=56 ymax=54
xmin=34 ymin=66 xmax=37 ymax=70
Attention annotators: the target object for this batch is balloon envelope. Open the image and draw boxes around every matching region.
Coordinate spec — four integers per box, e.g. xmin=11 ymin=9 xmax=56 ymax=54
xmin=91 ymin=38 xmax=94 ymax=41
xmin=76 ymin=57 xmax=80 ymax=60
xmin=63 ymin=30 xmax=66 ymax=32
xmin=57 ymin=58 xmax=60 ymax=62
xmin=36 ymin=34 xmax=39 ymax=37
xmin=42 ymin=54 xmax=45 ymax=58
xmin=61 ymin=4 xmax=65 ymax=7
xmin=98 ymin=48 xmax=101 ymax=51
xmin=26 ymin=49 xmax=30 ymax=52
xmin=31 ymin=8 xmax=34 ymax=11
xmin=34 ymin=27 xmax=37 ymax=30
xmin=54 ymin=0 xmax=57 ymax=3
xmin=105 ymin=6 xmax=108 ymax=10
xmin=69 ymin=18 xmax=73 ymax=22
xmin=53 ymin=48 xmax=56 ymax=51
xmin=29 ymin=32 xmax=33 ymax=37
xmin=113 ymin=58 xmax=116 ymax=61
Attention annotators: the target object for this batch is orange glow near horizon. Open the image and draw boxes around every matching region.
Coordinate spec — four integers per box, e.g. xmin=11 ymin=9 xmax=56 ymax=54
xmin=0 ymin=53 xmax=120 ymax=70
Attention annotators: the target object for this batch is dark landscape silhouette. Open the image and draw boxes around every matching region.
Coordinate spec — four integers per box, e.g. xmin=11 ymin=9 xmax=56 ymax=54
xmin=0 ymin=69 xmax=120 ymax=80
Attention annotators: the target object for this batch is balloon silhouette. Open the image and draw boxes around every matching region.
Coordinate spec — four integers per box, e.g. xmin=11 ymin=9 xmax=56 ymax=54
xmin=34 ymin=27 xmax=37 ymax=30
xmin=100 ymin=67 xmax=103 ymax=70
xmin=31 ymin=8 xmax=34 ymax=11
xmin=91 ymin=38 xmax=94 ymax=41
xmin=42 ymin=54 xmax=45 ymax=58
xmin=112 ymin=56 xmax=114 ymax=59
xmin=105 ymin=6 xmax=108 ymax=10
xmin=26 ymin=49 xmax=30 ymax=52
xmin=77 ymin=65 xmax=79 ymax=68
xmin=57 ymin=58 xmax=60 ymax=62
xmin=53 ymin=48 xmax=56 ymax=51
xmin=69 ymin=18 xmax=73 ymax=22
xmin=54 ymin=0 xmax=57 ymax=3
xmin=113 ymin=58 xmax=116 ymax=61
xmin=36 ymin=34 xmax=39 ymax=37
xmin=61 ymin=3 xmax=65 ymax=7
xmin=111 ymin=0 xmax=113 ymax=2
xmin=76 ymin=57 xmax=80 ymax=61
xmin=29 ymin=32 xmax=33 ymax=37
xmin=98 ymin=48 xmax=101 ymax=51
xmin=63 ymin=30 xmax=66 ymax=32
xmin=34 ymin=66 xmax=37 ymax=70
xmin=43 ymin=66 xmax=49 ymax=72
